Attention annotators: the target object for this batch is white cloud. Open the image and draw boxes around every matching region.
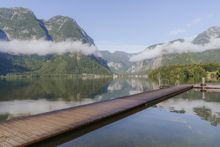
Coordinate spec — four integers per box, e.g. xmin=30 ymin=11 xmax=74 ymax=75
xmin=130 ymin=38 xmax=220 ymax=62
xmin=169 ymin=28 xmax=186 ymax=35
xmin=0 ymin=98 xmax=96 ymax=117
xmin=0 ymin=40 xmax=97 ymax=55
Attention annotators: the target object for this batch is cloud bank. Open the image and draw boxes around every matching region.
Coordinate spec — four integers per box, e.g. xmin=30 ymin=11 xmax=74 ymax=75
xmin=130 ymin=38 xmax=220 ymax=62
xmin=0 ymin=40 xmax=97 ymax=55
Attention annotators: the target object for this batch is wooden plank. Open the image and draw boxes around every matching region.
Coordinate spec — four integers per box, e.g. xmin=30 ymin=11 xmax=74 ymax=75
xmin=0 ymin=85 xmax=192 ymax=147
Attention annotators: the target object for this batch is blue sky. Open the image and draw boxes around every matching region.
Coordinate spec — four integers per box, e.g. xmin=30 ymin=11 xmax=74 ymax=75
xmin=1 ymin=0 xmax=220 ymax=53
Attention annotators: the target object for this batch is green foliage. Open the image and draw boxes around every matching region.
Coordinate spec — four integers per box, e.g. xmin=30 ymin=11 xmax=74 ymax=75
xmin=148 ymin=64 xmax=219 ymax=84
xmin=217 ymin=69 xmax=220 ymax=78
xmin=161 ymin=49 xmax=220 ymax=66
xmin=201 ymin=64 xmax=220 ymax=72
xmin=34 ymin=54 xmax=111 ymax=74
xmin=0 ymin=53 xmax=111 ymax=75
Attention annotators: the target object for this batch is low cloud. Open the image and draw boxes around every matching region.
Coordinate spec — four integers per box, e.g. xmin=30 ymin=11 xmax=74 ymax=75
xmin=130 ymin=38 xmax=220 ymax=62
xmin=0 ymin=40 xmax=97 ymax=55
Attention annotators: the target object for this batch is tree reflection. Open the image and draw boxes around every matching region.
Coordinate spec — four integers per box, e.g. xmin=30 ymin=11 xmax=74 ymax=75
xmin=194 ymin=107 xmax=220 ymax=126
xmin=0 ymin=77 xmax=112 ymax=101
xmin=0 ymin=77 xmax=155 ymax=122
xmin=157 ymin=90 xmax=220 ymax=126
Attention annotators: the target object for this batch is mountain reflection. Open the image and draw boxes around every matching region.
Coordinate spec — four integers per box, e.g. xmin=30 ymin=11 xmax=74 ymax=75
xmin=0 ymin=78 xmax=111 ymax=101
xmin=0 ymin=77 xmax=156 ymax=121
xmin=157 ymin=90 xmax=220 ymax=126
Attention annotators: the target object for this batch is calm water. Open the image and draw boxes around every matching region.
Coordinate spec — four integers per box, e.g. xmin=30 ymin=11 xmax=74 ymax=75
xmin=1 ymin=78 xmax=220 ymax=147
xmin=59 ymin=89 xmax=220 ymax=147
xmin=0 ymin=77 xmax=157 ymax=122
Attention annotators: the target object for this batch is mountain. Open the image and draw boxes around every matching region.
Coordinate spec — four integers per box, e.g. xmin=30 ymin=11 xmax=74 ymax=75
xmin=192 ymin=26 xmax=220 ymax=45
xmin=45 ymin=16 xmax=94 ymax=44
xmin=0 ymin=7 xmax=111 ymax=75
xmin=130 ymin=26 xmax=220 ymax=73
xmin=0 ymin=7 xmax=94 ymax=43
xmin=0 ymin=53 xmax=28 ymax=75
xmin=0 ymin=29 xmax=8 ymax=41
xmin=0 ymin=53 xmax=111 ymax=75
xmin=0 ymin=7 xmax=52 ymax=40
xmin=169 ymin=38 xmax=185 ymax=44
xmin=100 ymin=50 xmax=134 ymax=73
xmin=129 ymin=39 xmax=185 ymax=73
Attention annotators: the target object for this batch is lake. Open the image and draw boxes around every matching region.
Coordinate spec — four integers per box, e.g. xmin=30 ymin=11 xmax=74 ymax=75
xmin=0 ymin=77 xmax=220 ymax=147
xmin=0 ymin=77 xmax=157 ymax=122
xmin=59 ymin=89 xmax=220 ymax=147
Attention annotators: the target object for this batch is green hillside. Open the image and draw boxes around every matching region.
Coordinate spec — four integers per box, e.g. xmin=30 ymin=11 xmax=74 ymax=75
xmin=162 ymin=49 xmax=220 ymax=66
xmin=0 ymin=7 xmax=111 ymax=75
xmin=0 ymin=53 xmax=111 ymax=76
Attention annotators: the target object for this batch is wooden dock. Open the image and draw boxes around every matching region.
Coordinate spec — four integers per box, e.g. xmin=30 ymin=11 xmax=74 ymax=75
xmin=193 ymin=84 xmax=220 ymax=89
xmin=0 ymin=85 xmax=192 ymax=147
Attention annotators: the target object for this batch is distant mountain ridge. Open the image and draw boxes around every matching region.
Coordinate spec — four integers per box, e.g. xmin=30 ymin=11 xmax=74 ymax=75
xmin=130 ymin=26 xmax=220 ymax=73
xmin=100 ymin=50 xmax=134 ymax=73
xmin=0 ymin=7 xmax=111 ymax=75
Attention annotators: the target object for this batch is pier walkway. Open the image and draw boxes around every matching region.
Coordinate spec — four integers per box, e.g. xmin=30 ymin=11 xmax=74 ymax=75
xmin=194 ymin=84 xmax=220 ymax=89
xmin=0 ymin=85 xmax=192 ymax=147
